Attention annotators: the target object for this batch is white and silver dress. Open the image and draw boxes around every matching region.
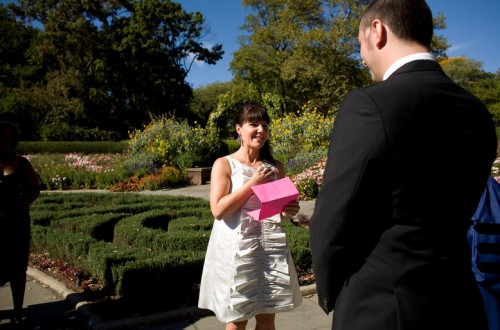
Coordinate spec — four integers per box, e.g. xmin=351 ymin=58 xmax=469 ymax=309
xmin=198 ymin=156 xmax=302 ymax=322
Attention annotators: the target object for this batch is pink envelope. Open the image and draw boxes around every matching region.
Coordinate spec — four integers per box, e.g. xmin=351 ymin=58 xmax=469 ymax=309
xmin=247 ymin=177 xmax=299 ymax=221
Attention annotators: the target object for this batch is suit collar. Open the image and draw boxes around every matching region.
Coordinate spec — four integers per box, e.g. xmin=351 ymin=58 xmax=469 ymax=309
xmin=383 ymin=53 xmax=435 ymax=80
xmin=387 ymin=59 xmax=444 ymax=79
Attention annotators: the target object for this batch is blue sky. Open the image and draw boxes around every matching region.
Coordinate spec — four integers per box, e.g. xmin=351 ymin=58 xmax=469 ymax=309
xmin=179 ymin=0 xmax=500 ymax=88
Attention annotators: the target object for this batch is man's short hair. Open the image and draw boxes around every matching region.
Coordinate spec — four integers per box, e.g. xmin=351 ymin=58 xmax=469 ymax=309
xmin=360 ymin=0 xmax=433 ymax=48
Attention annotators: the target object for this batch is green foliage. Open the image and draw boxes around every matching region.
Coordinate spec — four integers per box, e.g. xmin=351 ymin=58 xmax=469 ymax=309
xmin=190 ymin=82 xmax=233 ymax=125
xmin=30 ymin=225 xmax=99 ymax=270
xmin=53 ymin=213 xmax=127 ymax=242
xmin=0 ymin=4 xmax=42 ymax=88
xmin=229 ymin=0 xmax=453 ymax=115
xmin=113 ymin=251 xmax=205 ymax=307
xmin=30 ymin=193 xmax=212 ymax=294
xmin=40 ymin=124 xmax=121 ymax=142
xmin=28 ymin=153 xmax=129 ymax=190
xmin=430 ymin=12 xmax=451 ymax=61
xmin=0 ymin=86 xmax=51 ymax=140
xmin=17 ymin=141 xmax=128 ymax=154
xmin=4 ymin=0 xmax=223 ymax=140
xmin=231 ymin=0 xmax=368 ymax=114
xmin=142 ymin=167 xmax=187 ymax=190
xmin=206 ymin=82 xmax=283 ymax=139
xmin=128 ymin=115 xmax=227 ymax=168
xmin=282 ymin=220 xmax=311 ymax=272
xmin=271 ymin=102 xmax=333 ymax=161
xmin=29 ymin=191 xmax=311 ymax=305
xmin=440 ymin=59 xmax=500 ymax=123
xmin=25 ymin=151 xmax=188 ymax=192
xmin=440 ymin=56 xmax=487 ymax=89
xmin=290 ymin=158 xmax=326 ymax=200
xmin=284 ymin=147 xmax=328 ymax=175
xmin=225 ymin=138 xmax=240 ymax=154
xmin=469 ymin=70 xmax=500 ymax=123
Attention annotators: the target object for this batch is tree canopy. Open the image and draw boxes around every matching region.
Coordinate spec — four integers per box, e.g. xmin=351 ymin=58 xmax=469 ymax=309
xmin=0 ymin=0 xmax=223 ymax=140
xmin=230 ymin=0 xmax=450 ymax=115
xmin=2 ymin=0 xmax=498 ymax=141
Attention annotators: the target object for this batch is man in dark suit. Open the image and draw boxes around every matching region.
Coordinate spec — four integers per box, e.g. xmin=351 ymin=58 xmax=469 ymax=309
xmin=309 ymin=0 xmax=498 ymax=329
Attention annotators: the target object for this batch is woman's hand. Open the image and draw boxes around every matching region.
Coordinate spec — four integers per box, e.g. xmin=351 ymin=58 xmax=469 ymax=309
xmin=281 ymin=200 xmax=300 ymax=219
xmin=250 ymin=164 xmax=276 ymax=185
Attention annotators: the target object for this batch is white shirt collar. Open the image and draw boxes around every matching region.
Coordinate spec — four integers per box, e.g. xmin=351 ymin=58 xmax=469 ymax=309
xmin=383 ymin=53 xmax=435 ymax=81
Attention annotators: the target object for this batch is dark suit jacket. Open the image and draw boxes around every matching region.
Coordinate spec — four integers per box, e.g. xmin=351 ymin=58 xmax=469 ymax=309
xmin=309 ymin=60 xmax=497 ymax=330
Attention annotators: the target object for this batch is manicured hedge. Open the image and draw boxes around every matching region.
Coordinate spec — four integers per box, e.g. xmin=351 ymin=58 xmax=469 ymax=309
xmin=17 ymin=141 xmax=129 ymax=154
xmin=29 ymin=192 xmax=312 ymax=308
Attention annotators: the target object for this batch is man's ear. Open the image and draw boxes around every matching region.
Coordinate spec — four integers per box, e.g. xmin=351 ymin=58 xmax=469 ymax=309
xmin=372 ymin=19 xmax=387 ymax=49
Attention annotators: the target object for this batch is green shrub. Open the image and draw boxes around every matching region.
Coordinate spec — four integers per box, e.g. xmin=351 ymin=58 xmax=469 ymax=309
xmin=29 ymin=192 xmax=311 ymax=306
xmin=40 ymin=124 xmax=121 ymax=142
xmin=115 ymin=251 xmax=205 ymax=304
xmin=30 ymin=225 xmax=97 ymax=269
xmin=53 ymin=213 xmax=128 ymax=242
xmin=290 ymin=158 xmax=326 ymax=201
xmin=121 ymin=152 xmax=162 ymax=177
xmin=84 ymin=242 xmax=137 ymax=290
xmin=17 ymin=141 xmax=128 ymax=154
xmin=271 ymin=103 xmax=333 ymax=161
xmin=283 ymin=220 xmax=312 ymax=273
xmin=167 ymin=216 xmax=213 ymax=232
xmin=225 ymin=138 xmax=240 ymax=154
xmin=284 ymin=147 xmax=328 ymax=176
xmin=128 ymin=115 xmax=227 ymax=168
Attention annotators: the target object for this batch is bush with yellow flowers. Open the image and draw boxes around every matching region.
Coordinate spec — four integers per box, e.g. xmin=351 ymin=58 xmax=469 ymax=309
xmin=270 ymin=102 xmax=334 ymax=161
xmin=128 ymin=115 xmax=226 ymax=169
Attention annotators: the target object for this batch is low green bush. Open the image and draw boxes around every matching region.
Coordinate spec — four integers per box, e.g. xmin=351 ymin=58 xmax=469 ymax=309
xmin=225 ymin=138 xmax=240 ymax=154
xmin=115 ymin=251 xmax=205 ymax=307
xmin=282 ymin=221 xmax=312 ymax=272
xmin=284 ymin=147 xmax=328 ymax=176
xmin=30 ymin=225 xmax=98 ymax=270
xmin=29 ymin=192 xmax=312 ymax=307
xmin=54 ymin=213 xmax=128 ymax=242
xmin=128 ymin=115 xmax=228 ymax=169
xmin=17 ymin=141 xmax=129 ymax=154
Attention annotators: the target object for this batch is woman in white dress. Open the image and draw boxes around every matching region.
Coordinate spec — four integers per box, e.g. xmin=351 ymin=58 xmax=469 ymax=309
xmin=198 ymin=103 xmax=302 ymax=330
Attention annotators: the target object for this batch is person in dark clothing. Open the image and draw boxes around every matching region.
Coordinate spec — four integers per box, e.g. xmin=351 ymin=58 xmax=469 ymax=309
xmin=309 ymin=0 xmax=498 ymax=329
xmin=0 ymin=121 xmax=40 ymax=327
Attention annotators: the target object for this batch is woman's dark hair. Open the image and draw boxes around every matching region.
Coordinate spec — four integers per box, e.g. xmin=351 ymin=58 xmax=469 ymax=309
xmin=0 ymin=121 xmax=20 ymax=152
xmin=236 ymin=103 xmax=276 ymax=165
xmin=361 ymin=0 xmax=433 ymax=48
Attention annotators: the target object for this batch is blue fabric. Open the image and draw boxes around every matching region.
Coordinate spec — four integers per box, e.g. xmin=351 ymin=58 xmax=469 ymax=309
xmin=469 ymin=176 xmax=500 ymax=330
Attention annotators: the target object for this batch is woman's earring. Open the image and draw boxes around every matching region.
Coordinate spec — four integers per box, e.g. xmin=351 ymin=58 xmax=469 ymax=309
xmin=237 ymin=135 xmax=241 ymax=143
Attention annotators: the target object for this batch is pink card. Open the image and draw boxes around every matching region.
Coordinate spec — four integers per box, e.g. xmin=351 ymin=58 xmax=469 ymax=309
xmin=247 ymin=177 xmax=299 ymax=221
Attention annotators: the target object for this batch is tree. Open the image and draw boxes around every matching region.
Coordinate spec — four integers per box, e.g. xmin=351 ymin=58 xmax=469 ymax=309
xmin=231 ymin=0 xmax=332 ymax=113
xmin=0 ymin=4 xmax=48 ymax=139
xmin=190 ymin=82 xmax=233 ymax=126
xmin=440 ymin=56 xmax=486 ymax=89
xmin=430 ymin=12 xmax=450 ymax=61
xmin=470 ymin=70 xmax=500 ymax=124
xmin=0 ymin=3 xmax=42 ymax=87
xmin=285 ymin=0 xmax=369 ymax=113
xmin=230 ymin=0 xmax=450 ymax=115
xmin=440 ymin=57 xmax=500 ymax=124
xmin=15 ymin=0 xmax=223 ymax=139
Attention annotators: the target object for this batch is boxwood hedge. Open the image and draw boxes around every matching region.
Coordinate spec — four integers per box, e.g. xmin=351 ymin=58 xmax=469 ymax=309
xmin=29 ymin=192 xmax=311 ymax=308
